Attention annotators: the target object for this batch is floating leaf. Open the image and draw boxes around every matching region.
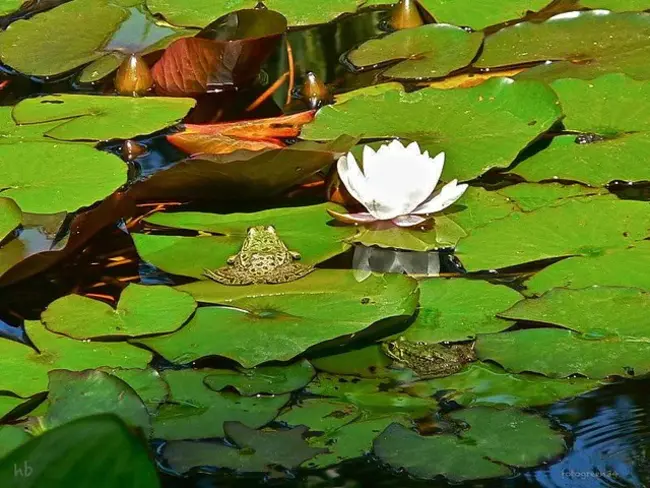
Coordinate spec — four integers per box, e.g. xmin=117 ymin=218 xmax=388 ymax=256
xmin=164 ymin=422 xmax=325 ymax=474
xmin=499 ymin=287 xmax=650 ymax=340
xmin=302 ymin=78 xmax=561 ymax=181
xmin=456 ymin=195 xmax=650 ymax=271
xmin=0 ymin=142 xmax=127 ymax=214
xmin=0 ymin=415 xmax=160 ymax=488
xmin=310 ymin=345 xmax=393 ymax=378
xmin=0 ymin=321 xmax=152 ymax=397
xmin=0 ymin=0 xmax=22 ymax=16
xmin=141 ymin=271 xmax=418 ymax=367
xmin=13 ymin=94 xmax=195 ymax=141
xmin=152 ymin=9 xmax=286 ymax=96
xmin=347 ymin=24 xmax=483 ymax=80
xmin=478 ymin=11 xmax=650 ymax=81
xmin=579 ymin=0 xmax=650 ymax=11
xmin=152 ymin=369 xmax=289 ymax=440
xmin=167 ymin=111 xmax=314 ymax=155
xmin=374 ymin=407 xmax=565 ymax=481
xmin=129 ymin=137 xmax=355 ymax=202
xmin=525 ymin=242 xmax=650 ymax=295
xmin=401 ymin=278 xmax=522 ymax=343
xmin=277 ymin=398 xmax=361 ymax=433
xmin=476 ymin=328 xmax=650 ymax=378
xmin=134 ymin=204 xmax=355 ymax=279
xmin=44 ymin=370 xmax=151 ymax=435
xmin=204 ymin=359 xmax=315 ymax=396
xmin=41 ymin=284 xmax=196 ymax=339
xmin=100 ymin=367 xmax=169 ymax=414
xmin=0 ymin=197 xmax=21 ymax=242
xmin=497 ymin=183 xmax=605 ymax=212
xmin=0 ymin=426 xmax=31 ymax=458
xmin=406 ymin=362 xmax=602 ymax=407
xmin=334 ymin=83 xmax=405 ymax=104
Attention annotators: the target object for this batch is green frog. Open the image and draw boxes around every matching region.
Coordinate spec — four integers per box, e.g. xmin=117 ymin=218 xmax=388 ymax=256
xmin=203 ymin=225 xmax=313 ymax=285
xmin=382 ymin=338 xmax=476 ymax=377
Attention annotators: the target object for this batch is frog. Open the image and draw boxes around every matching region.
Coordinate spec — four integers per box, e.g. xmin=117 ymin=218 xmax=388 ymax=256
xmin=203 ymin=225 xmax=313 ymax=285
xmin=381 ymin=338 xmax=476 ymax=377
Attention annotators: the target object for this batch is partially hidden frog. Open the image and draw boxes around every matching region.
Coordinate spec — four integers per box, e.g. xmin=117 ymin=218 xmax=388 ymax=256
xmin=203 ymin=225 xmax=313 ymax=285
xmin=381 ymin=338 xmax=476 ymax=377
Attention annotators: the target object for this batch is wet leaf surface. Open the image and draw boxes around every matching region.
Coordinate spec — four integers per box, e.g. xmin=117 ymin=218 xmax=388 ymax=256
xmin=302 ymin=78 xmax=561 ymax=181
xmin=310 ymin=344 xmax=393 ymax=378
xmin=152 ymin=369 xmax=289 ymax=440
xmin=0 ymin=426 xmax=31 ymax=458
xmin=497 ymin=183 xmax=605 ymax=212
xmin=348 ymin=24 xmax=483 ymax=80
xmin=0 ymin=415 xmax=160 ymax=487
xmin=0 ymin=197 xmax=21 ymax=242
xmin=141 ymin=271 xmax=418 ymax=367
xmin=41 ymin=284 xmax=196 ymax=339
xmin=374 ymin=407 xmax=565 ymax=481
xmin=99 ymin=367 xmax=169 ymax=414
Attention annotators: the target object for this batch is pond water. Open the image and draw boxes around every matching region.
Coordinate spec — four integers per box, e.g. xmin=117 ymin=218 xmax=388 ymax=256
xmin=0 ymin=0 xmax=649 ymax=487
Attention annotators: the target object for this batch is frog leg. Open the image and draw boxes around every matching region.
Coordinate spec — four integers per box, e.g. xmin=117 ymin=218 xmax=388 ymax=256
xmin=265 ymin=263 xmax=313 ymax=284
xmin=289 ymin=251 xmax=302 ymax=261
xmin=226 ymin=255 xmax=238 ymax=265
xmin=203 ymin=267 xmax=255 ymax=285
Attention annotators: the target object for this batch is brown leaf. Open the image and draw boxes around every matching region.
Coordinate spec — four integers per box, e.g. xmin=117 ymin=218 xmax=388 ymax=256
xmin=167 ymin=111 xmax=315 ymax=155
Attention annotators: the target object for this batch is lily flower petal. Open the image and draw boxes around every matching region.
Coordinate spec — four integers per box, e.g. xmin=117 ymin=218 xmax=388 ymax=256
xmin=327 ymin=209 xmax=378 ymax=225
xmin=337 ymin=153 xmax=371 ymax=208
xmin=413 ymin=179 xmax=469 ymax=215
xmin=391 ymin=214 xmax=429 ymax=227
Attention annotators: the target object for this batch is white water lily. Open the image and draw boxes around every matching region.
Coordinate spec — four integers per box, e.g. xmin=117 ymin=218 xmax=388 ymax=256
xmin=330 ymin=140 xmax=468 ymax=227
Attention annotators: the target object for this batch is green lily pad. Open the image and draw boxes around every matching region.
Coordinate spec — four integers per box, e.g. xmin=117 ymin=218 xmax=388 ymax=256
xmin=405 ymin=362 xmax=602 ymax=407
xmin=0 ymin=395 xmax=28 ymax=420
xmin=0 ymin=0 xmax=22 ymax=15
xmin=310 ymin=345 xmax=393 ymax=378
xmin=204 ymin=359 xmax=315 ymax=396
xmin=141 ymin=271 xmax=418 ymax=368
xmin=347 ymin=24 xmax=483 ymax=80
xmin=455 ymin=195 xmax=650 ymax=271
xmin=416 ymin=0 xmax=553 ymax=31
xmin=152 ymin=369 xmax=289 ymax=440
xmin=0 ymin=197 xmax=21 ymax=242
xmin=497 ymin=183 xmax=605 ymax=212
xmin=0 ymin=0 xmax=188 ymax=78
xmin=0 ymin=142 xmax=127 ymax=214
xmin=0 ymin=321 xmax=152 ymax=397
xmin=476 ymin=328 xmax=650 ymax=378
xmin=163 ymin=422 xmax=325 ymax=474
xmin=499 ymin=287 xmax=650 ymax=339
xmin=43 ymin=370 xmax=151 ymax=435
xmin=402 ymin=278 xmax=522 ymax=343
xmin=302 ymin=78 xmax=561 ymax=181
xmin=0 ymin=415 xmax=160 ymax=488
xmin=100 ymin=367 xmax=169 ymax=414
xmin=579 ymin=1 xmax=650 ymax=11
xmin=525 ymin=242 xmax=650 ymax=295
xmin=374 ymin=407 xmax=565 ymax=481
xmin=41 ymin=284 xmax=196 ymax=339
xmin=477 ymin=11 xmax=650 ymax=81
xmin=135 ymin=203 xmax=354 ymax=279
xmin=13 ymin=94 xmax=196 ymax=141
xmin=0 ymin=106 xmax=60 ymax=144
xmin=146 ymin=0 xmax=370 ymax=27
xmin=0 ymin=426 xmax=32 ymax=458
xmin=334 ymin=83 xmax=405 ymax=104
xmin=277 ymin=398 xmax=361 ymax=433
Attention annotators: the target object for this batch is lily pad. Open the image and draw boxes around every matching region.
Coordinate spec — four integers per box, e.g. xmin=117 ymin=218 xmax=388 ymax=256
xmin=405 ymin=362 xmax=602 ymax=407
xmin=416 ymin=0 xmax=553 ymax=30
xmin=374 ymin=407 xmax=565 ymax=481
xmin=100 ymin=367 xmax=169 ymax=414
xmin=204 ymin=359 xmax=315 ymax=396
xmin=0 ymin=426 xmax=31 ymax=458
xmin=41 ymin=284 xmax=196 ymax=339
xmin=0 ymin=415 xmax=160 ymax=488
xmin=497 ymin=183 xmax=605 ymax=212
xmin=163 ymin=422 xmax=325 ymax=474
xmin=525 ymin=242 xmax=650 ymax=295
xmin=402 ymin=278 xmax=522 ymax=343
xmin=0 ymin=321 xmax=152 ymax=397
xmin=139 ymin=203 xmax=354 ymax=278
xmin=301 ymin=78 xmax=561 ymax=181
xmin=476 ymin=328 xmax=650 ymax=378
xmin=0 ymin=142 xmax=127 ymax=214
xmin=499 ymin=287 xmax=650 ymax=339
xmin=13 ymin=95 xmax=196 ymax=141
xmin=0 ymin=0 xmax=22 ymax=16
xmin=0 ymin=197 xmax=21 ymax=242
xmin=310 ymin=345 xmax=393 ymax=378
xmin=277 ymin=398 xmax=361 ymax=433
xmin=43 ymin=370 xmax=151 ymax=435
xmin=347 ymin=24 xmax=483 ymax=80
xmin=579 ymin=1 xmax=650 ymax=11
xmin=141 ymin=271 xmax=418 ymax=368
xmin=511 ymin=134 xmax=650 ymax=186
xmin=152 ymin=369 xmax=289 ymax=440
xmin=455 ymin=195 xmax=650 ymax=271
xmin=0 ymin=0 xmax=188 ymax=78
xmin=477 ymin=11 xmax=650 ymax=81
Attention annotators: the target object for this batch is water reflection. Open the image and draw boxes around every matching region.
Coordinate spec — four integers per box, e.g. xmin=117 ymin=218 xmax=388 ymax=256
xmin=352 ymin=245 xmax=441 ymax=281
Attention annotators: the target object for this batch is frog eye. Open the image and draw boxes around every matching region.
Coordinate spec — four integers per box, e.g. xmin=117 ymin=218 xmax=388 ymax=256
xmin=266 ymin=225 xmax=276 ymax=233
xmin=247 ymin=227 xmax=257 ymax=235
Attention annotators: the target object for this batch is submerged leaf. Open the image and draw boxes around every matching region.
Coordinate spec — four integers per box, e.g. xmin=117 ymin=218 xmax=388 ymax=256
xmin=0 ymin=197 xmax=21 ymax=243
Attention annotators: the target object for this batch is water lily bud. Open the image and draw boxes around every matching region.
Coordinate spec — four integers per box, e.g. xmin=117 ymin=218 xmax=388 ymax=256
xmin=390 ymin=0 xmax=424 ymax=30
xmin=302 ymin=71 xmax=330 ymax=109
xmin=115 ymin=54 xmax=154 ymax=97
xmin=121 ymin=140 xmax=147 ymax=161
